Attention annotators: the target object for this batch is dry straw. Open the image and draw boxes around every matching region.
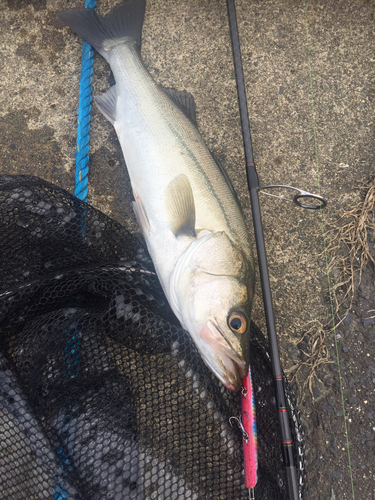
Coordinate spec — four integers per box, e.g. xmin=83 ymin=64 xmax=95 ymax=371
xmin=287 ymin=179 xmax=375 ymax=396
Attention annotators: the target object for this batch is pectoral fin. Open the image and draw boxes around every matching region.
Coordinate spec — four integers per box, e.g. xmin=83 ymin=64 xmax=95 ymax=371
xmin=165 ymin=174 xmax=196 ymax=237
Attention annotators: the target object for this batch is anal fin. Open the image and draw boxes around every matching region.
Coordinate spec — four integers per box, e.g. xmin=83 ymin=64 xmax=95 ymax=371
xmin=132 ymin=187 xmax=151 ymax=236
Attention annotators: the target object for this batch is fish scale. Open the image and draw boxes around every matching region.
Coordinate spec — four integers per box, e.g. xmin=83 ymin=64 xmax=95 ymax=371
xmin=58 ymin=0 xmax=255 ymax=392
xmin=110 ymin=42 xmax=246 ymax=242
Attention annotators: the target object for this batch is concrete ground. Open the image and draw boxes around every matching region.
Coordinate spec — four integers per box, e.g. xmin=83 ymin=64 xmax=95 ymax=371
xmin=0 ymin=0 xmax=374 ymax=498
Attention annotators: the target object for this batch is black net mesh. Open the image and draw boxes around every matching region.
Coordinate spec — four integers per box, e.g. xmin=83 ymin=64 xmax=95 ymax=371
xmin=0 ymin=175 xmax=306 ymax=500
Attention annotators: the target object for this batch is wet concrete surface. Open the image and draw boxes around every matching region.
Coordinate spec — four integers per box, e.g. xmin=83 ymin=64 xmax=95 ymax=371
xmin=0 ymin=0 xmax=374 ymax=498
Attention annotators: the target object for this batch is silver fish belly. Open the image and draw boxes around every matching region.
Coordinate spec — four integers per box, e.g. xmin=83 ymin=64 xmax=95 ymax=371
xmin=108 ymin=42 xmax=251 ymax=286
xmin=58 ymin=0 xmax=255 ymax=391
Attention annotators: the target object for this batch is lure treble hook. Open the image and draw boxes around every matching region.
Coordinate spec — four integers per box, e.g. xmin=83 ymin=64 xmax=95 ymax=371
xmin=229 ymin=412 xmax=250 ymax=443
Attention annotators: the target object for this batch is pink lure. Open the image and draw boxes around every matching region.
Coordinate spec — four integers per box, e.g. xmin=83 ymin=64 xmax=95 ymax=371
xmin=241 ymin=368 xmax=258 ymax=489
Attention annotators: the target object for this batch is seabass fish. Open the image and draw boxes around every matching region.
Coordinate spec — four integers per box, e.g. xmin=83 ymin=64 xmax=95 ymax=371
xmin=58 ymin=0 xmax=255 ymax=391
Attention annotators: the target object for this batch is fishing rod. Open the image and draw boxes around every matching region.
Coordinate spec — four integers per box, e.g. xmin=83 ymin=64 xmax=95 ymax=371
xmin=226 ymin=1 xmax=326 ymax=499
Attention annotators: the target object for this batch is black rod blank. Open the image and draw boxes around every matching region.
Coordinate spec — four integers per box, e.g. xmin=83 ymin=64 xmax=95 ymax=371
xmin=226 ymin=1 xmax=300 ymax=499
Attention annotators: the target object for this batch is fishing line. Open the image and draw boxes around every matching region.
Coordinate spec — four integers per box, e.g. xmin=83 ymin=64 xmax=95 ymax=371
xmin=302 ymin=2 xmax=355 ymax=498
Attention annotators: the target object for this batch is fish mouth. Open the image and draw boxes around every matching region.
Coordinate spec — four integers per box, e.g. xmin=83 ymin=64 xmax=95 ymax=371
xmin=200 ymin=322 xmax=247 ymax=391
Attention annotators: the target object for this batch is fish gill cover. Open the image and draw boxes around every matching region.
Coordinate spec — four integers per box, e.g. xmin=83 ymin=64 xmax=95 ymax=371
xmin=0 ymin=175 xmax=305 ymax=499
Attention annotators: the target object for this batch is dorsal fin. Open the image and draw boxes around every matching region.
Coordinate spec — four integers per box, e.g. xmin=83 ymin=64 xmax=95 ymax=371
xmin=162 ymin=87 xmax=197 ymax=125
xmin=95 ymin=85 xmax=117 ymax=124
xmin=210 ymin=152 xmax=244 ymax=214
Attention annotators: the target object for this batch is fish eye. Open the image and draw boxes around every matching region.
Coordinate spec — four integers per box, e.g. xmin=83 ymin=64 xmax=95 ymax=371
xmin=228 ymin=312 xmax=247 ymax=334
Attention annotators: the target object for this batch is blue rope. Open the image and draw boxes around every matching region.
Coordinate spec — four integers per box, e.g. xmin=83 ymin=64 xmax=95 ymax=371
xmin=53 ymin=3 xmax=98 ymax=498
xmin=74 ymin=0 xmax=97 ymax=202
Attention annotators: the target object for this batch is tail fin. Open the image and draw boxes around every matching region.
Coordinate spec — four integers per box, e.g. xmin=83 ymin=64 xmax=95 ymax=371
xmin=57 ymin=0 xmax=146 ymax=60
